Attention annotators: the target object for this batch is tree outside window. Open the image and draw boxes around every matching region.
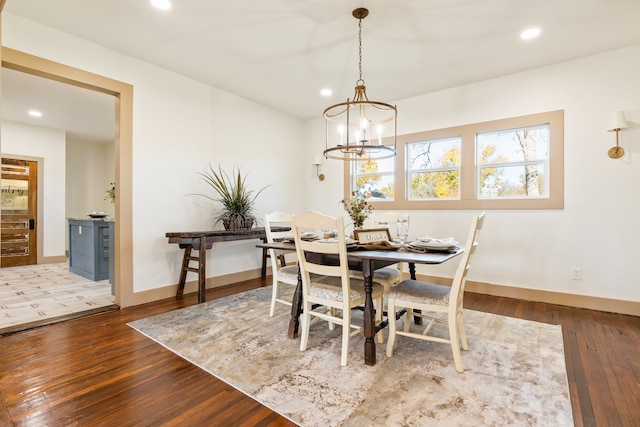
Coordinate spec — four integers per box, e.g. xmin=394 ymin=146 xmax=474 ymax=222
xmin=407 ymin=136 xmax=461 ymax=200
xmin=353 ymin=154 xmax=395 ymax=200
xmin=477 ymin=125 xmax=549 ymax=198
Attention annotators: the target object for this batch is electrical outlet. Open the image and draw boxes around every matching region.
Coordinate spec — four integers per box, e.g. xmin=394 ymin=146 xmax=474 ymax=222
xmin=571 ymin=267 xmax=582 ymax=280
xmin=171 ymin=262 xmax=180 ymax=272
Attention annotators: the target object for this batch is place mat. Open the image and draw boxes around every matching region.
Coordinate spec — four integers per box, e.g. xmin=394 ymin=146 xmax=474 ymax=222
xmin=406 ymin=244 xmax=459 ymax=254
xmin=411 ymin=237 xmax=458 ymax=251
xmin=357 ymin=240 xmax=401 ymax=251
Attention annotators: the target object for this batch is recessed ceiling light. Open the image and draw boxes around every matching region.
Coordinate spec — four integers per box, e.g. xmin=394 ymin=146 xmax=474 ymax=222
xmin=320 ymin=88 xmax=333 ymax=97
xmin=28 ymin=110 xmax=42 ymax=118
xmin=150 ymin=0 xmax=172 ymax=11
xmin=520 ymin=27 xmax=541 ymax=40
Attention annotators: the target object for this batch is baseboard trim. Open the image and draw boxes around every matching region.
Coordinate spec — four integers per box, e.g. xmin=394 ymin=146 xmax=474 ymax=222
xmin=414 ymin=274 xmax=640 ymax=317
xmin=40 ymin=256 xmax=68 ymax=264
xmin=127 ymin=268 xmax=639 ymax=317
xmin=128 ymin=268 xmax=267 ymax=306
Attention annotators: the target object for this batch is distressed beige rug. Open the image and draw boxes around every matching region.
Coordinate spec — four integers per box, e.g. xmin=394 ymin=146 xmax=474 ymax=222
xmin=128 ymin=287 xmax=573 ymax=426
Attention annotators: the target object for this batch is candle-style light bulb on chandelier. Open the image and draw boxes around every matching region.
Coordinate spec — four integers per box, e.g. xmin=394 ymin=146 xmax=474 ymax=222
xmin=323 ymin=8 xmax=397 ymax=161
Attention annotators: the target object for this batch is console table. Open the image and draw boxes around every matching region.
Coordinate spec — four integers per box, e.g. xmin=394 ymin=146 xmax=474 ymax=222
xmin=166 ymin=227 xmax=288 ymax=303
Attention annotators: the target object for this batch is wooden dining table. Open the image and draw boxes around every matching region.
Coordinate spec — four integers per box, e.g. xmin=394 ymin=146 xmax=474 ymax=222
xmin=256 ymin=240 xmax=464 ymax=366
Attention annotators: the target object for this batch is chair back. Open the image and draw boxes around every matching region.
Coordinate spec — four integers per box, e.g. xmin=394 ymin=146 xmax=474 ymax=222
xmin=292 ymin=212 xmax=351 ymax=297
xmin=264 ymin=211 xmax=295 ymax=266
xmin=370 ymin=212 xmax=410 ymax=239
xmin=449 ymin=212 xmax=486 ymax=310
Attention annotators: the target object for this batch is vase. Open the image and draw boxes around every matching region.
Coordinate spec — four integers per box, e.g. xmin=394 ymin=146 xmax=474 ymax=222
xmin=222 ymin=217 xmax=254 ymax=231
xmin=350 ymin=225 xmax=363 ymax=239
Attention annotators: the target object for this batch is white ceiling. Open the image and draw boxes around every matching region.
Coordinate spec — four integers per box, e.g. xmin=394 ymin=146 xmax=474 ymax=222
xmin=3 ymin=0 xmax=640 ymax=142
xmin=2 ymin=67 xmax=116 ymax=143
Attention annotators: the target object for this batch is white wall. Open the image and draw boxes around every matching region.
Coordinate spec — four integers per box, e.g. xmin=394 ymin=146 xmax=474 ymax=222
xmin=3 ymin=13 xmax=307 ymax=293
xmin=66 ymin=138 xmax=115 ymax=218
xmin=305 ymin=45 xmax=640 ymax=305
xmin=1 ymin=120 xmax=66 ymax=258
xmin=4 ymin=12 xmax=639 ymax=306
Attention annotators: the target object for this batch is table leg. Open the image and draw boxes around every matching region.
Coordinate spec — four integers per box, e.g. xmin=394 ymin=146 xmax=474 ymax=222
xmin=408 ymin=262 xmax=422 ymax=325
xmin=198 ymin=236 xmax=207 ymax=304
xmin=362 ymin=260 xmax=376 ymax=366
xmin=261 ymin=238 xmax=268 ymax=278
xmin=287 ymin=265 xmax=303 ymax=339
xmin=176 ymin=245 xmax=192 ymax=297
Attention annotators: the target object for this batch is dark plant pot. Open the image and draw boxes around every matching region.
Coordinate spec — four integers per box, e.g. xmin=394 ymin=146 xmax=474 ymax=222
xmin=222 ymin=217 xmax=255 ymax=230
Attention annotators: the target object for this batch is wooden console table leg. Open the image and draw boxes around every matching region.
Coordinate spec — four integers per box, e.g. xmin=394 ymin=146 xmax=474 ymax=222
xmin=176 ymin=245 xmax=192 ymax=297
xmin=198 ymin=236 xmax=207 ymax=303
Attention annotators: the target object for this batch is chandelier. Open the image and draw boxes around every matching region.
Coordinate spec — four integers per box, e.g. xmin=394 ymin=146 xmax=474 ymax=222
xmin=323 ymin=8 xmax=397 ymax=161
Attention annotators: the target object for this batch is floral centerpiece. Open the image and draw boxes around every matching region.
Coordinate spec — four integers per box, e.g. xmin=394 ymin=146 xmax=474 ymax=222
xmin=341 ymin=191 xmax=373 ymax=228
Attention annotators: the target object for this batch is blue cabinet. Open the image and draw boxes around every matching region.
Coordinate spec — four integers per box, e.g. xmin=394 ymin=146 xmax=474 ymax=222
xmin=68 ymin=218 xmax=114 ymax=283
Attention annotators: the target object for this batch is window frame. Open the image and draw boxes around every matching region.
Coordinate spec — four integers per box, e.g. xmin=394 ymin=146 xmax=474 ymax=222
xmin=344 ymin=110 xmax=564 ymax=210
xmin=406 ymin=135 xmax=462 ymax=201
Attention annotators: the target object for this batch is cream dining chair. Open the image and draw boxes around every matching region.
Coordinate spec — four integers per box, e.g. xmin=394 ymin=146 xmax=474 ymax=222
xmin=385 ymin=212 xmax=486 ymax=373
xmin=264 ymin=211 xmax=299 ymax=317
xmin=292 ymin=212 xmax=385 ymax=366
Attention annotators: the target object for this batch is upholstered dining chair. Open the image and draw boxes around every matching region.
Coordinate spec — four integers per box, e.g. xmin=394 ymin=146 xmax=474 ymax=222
xmin=292 ymin=212 xmax=385 ymax=366
xmin=348 ymin=212 xmax=411 ymax=292
xmin=385 ymin=212 xmax=486 ymax=373
xmin=264 ymin=211 xmax=299 ymax=317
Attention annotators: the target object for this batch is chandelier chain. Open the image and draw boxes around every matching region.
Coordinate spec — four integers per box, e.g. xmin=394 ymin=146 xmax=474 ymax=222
xmin=358 ymin=17 xmax=363 ymax=83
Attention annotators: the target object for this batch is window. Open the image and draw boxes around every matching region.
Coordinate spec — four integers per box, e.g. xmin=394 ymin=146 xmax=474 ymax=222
xmin=407 ymin=136 xmax=461 ymax=200
xmin=345 ymin=110 xmax=564 ymax=210
xmin=352 ymin=155 xmax=395 ymax=201
xmin=477 ymin=124 xmax=549 ymax=199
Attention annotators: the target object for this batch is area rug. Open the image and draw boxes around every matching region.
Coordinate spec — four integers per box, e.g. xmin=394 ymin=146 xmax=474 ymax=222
xmin=128 ymin=287 xmax=573 ymax=426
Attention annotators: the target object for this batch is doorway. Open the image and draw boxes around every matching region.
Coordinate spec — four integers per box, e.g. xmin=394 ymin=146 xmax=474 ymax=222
xmin=0 ymin=158 xmax=37 ymax=267
xmin=0 ymin=47 xmax=134 ymax=307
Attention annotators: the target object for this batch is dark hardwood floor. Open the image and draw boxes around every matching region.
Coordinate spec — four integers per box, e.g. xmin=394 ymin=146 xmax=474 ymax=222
xmin=1 ymin=277 xmax=639 ymax=426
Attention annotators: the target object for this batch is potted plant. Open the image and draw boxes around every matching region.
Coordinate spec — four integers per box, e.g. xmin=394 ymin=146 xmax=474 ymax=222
xmin=104 ymin=182 xmax=115 ymax=204
xmin=193 ymin=164 xmax=269 ymax=230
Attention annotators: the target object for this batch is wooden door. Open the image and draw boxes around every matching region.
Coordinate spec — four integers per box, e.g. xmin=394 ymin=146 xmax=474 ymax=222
xmin=1 ymin=158 xmax=37 ymax=267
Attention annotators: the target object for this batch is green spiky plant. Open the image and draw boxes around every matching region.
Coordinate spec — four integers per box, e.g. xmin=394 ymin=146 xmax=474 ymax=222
xmin=194 ymin=164 xmax=269 ymax=230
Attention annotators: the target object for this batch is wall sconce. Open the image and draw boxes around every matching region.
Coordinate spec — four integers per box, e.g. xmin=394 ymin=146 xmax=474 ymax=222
xmin=313 ymin=154 xmax=325 ymax=181
xmin=607 ymin=110 xmax=628 ymax=159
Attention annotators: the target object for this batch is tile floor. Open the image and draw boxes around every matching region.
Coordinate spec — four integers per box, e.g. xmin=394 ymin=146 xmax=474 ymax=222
xmin=0 ymin=262 xmax=116 ymax=334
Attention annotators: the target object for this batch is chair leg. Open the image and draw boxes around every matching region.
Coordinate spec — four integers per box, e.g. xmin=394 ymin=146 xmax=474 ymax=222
xmin=299 ymin=304 xmax=311 ymax=351
xmin=341 ymin=311 xmax=351 ymax=366
xmin=449 ymin=319 xmax=464 ymax=373
xmin=328 ymin=307 xmax=336 ymax=330
xmin=376 ymin=294 xmax=385 ymax=344
xmin=403 ymin=308 xmax=413 ymax=332
xmin=458 ymin=310 xmax=468 ymax=350
xmin=386 ymin=298 xmax=397 ymax=357
xmin=269 ymin=280 xmax=279 ymax=317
